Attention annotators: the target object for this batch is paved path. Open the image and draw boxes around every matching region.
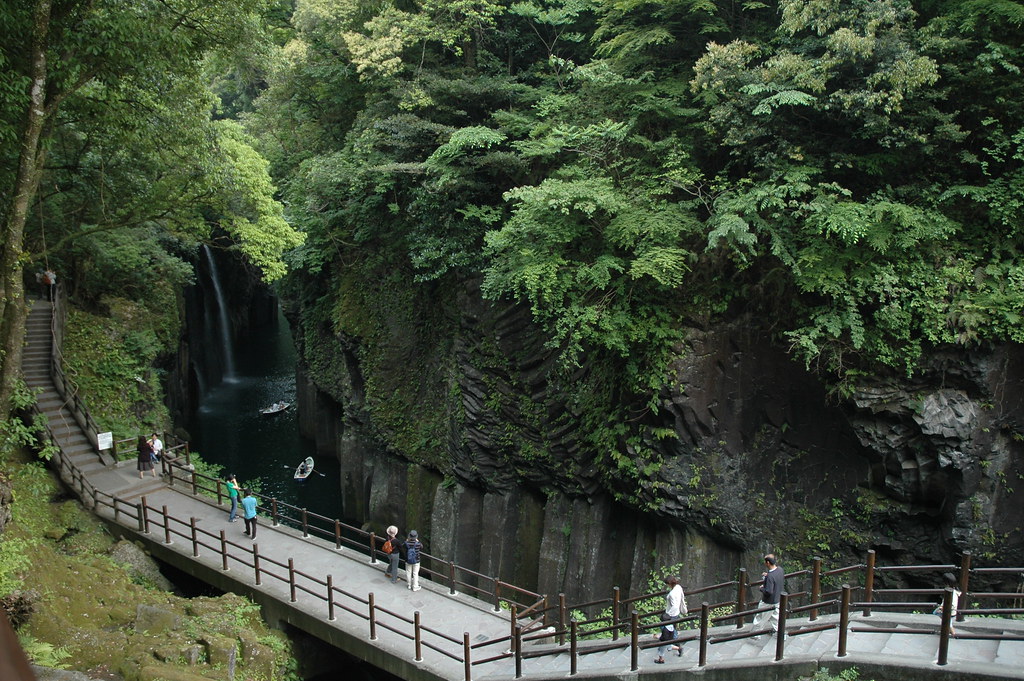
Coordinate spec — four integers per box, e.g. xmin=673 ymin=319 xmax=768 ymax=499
xmin=23 ymin=297 xmax=1024 ymax=680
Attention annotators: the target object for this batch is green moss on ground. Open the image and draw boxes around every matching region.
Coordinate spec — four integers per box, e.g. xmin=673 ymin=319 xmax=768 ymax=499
xmin=0 ymin=449 xmax=298 ymax=680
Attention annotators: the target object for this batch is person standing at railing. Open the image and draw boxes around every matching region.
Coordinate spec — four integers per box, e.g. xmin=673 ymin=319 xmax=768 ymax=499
xmin=226 ymin=474 xmax=240 ymax=523
xmin=404 ymin=530 xmax=423 ymax=591
xmin=241 ymin=489 xmax=258 ymax=539
xmin=654 ymin=574 xmax=687 ymax=663
xmin=383 ymin=525 xmax=401 ymax=584
xmin=148 ymin=432 xmax=164 ymax=461
xmin=752 ymin=554 xmax=784 ymax=637
xmin=932 ymin=572 xmax=961 ymax=635
xmin=136 ymin=436 xmax=156 ymax=479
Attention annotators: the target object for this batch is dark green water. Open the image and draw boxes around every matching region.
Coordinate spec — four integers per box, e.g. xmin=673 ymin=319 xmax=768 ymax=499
xmin=183 ymin=305 xmax=342 ymax=522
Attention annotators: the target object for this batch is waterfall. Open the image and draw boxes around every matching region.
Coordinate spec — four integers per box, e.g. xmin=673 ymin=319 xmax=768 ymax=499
xmin=203 ymin=245 xmax=236 ymax=380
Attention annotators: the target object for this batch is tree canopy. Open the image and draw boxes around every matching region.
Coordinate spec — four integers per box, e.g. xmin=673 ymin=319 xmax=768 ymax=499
xmin=0 ymin=0 xmax=303 ymax=413
xmin=246 ymin=0 xmax=1023 ymax=491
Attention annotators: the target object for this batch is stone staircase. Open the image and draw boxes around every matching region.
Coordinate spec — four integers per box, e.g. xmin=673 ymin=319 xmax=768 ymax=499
xmin=22 ymin=299 xmax=107 ymax=476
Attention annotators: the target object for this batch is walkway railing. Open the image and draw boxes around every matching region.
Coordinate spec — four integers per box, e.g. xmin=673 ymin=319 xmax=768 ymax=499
xmin=31 ymin=290 xmax=1024 ymax=679
xmin=161 ymin=458 xmax=544 ymax=615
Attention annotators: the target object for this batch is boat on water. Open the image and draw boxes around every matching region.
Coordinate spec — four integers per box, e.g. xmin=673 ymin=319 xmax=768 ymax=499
xmin=294 ymin=456 xmax=315 ymax=481
xmin=259 ymin=401 xmax=289 ymax=416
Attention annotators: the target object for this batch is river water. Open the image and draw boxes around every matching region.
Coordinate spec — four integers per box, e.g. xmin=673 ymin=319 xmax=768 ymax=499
xmin=183 ymin=304 xmax=342 ymax=522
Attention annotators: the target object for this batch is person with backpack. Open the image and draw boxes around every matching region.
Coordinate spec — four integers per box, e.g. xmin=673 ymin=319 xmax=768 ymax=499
xmin=404 ymin=530 xmax=423 ymax=591
xmin=383 ymin=525 xmax=401 ymax=584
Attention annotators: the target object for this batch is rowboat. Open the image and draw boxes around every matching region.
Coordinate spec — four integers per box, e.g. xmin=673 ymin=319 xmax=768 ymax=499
xmin=259 ymin=401 xmax=289 ymax=416
xmin=294 ymin=456 xmax=314 ymax=481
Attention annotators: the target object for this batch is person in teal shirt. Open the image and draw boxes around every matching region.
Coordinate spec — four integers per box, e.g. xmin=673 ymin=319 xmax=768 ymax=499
xmin=241 ymin=489 xmax=258 ymax=539
xmin=226 ymin=474 xmax=239 ymax=522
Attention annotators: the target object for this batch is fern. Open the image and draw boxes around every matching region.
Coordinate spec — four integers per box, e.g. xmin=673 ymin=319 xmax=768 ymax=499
xmin=17 ymin=633 xmax=71 ymax=669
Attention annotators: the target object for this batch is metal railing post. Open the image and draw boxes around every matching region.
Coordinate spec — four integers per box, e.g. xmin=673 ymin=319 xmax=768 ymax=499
xmin=699 ymin=602 xmax=709 ymax=667
xmin=220 ymin=531 xmax=229 ymax=571
xmin=775 ymin=593 xmax=789 ymax=661
xmin=493 ymin=579 xmax=502 ymax=612
xmin=289 ymin=558 xmax=297 ymax=602
xmin=162 ymin=506 xmax=171 ymax=544
xmin=612 ymin=587 xmax=621 ymax=640
xmin=957 ymin=552 xmax=971 ymax=623
xmin=369 ymin=593 xmax=377 ymax=640
xmin=327 ymin=575 xmax=336 ymax=621
xmin=301 ymin=508 xmax=309 ymax=537
xmin=190 ymin=518 xmax=199 ymax=557
xmin=514 ymin=624 xmax=523 ymax=678
xmin=463 ymin=632 xmax=472 ymax=681
xmin=863 ymin=549 xmax=876 ymax=617
xmin=449 ymin=562 xmax=457 ymax=595
xmin=838 ymin=585 xmax=851 ymax=657
xmin=254 ymin=544 xmax=261 ymax=585
xmin=415 ymin=612 xmax=423 ymax=662
xmin=334 ymin=519 xmax=342 ymax=549
xmin=558 ymin=593 xmax=567 ymax=646
xmin=736 ymin=568 xmax=748 ymax=628
xmin=630 ymin=610 xmax=639 ymax=672
xmin=810 ymin=557 xmax=822 ymax=621
xmin=190 ymin=468 xmax=197 ymax=496
xmin=510 ymin=605 xmax=518 ymax=646
xmin=271 ymin=498 xmax=279 ymax=527
xmin=370 ymin=533 xmax=378 ymax=564
xmin=938 ymin=587 xmax=953 ymax=665
xmin=569 ymin=620 xmax=578 ymax=675
xmin=140 ymin=498 xmax=149 ymax=533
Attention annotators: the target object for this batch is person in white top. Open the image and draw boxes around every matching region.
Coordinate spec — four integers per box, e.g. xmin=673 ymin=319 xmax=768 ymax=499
xmin=148 ymin=433 xmax=164 ymax=461
xmin=655 ymin=574 xmax=687 ymax=663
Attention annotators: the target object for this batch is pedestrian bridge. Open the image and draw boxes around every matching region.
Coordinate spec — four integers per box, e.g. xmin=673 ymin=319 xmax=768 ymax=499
xmin=23 ymin=295 xmax=1024 ymax=681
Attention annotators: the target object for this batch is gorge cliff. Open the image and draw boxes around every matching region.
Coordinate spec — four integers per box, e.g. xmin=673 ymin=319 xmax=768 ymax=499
xmin=273 ymin=264 xmax=1024 ymax=603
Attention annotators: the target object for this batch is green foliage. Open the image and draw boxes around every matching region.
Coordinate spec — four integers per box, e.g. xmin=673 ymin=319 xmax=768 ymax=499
xmin=0 ymin=535 xmax=32 ymax=598
xmin=61 ymin=306 xmax=171 ymax=438
xmin=16 ymin=633 xmax=71 ymax=669
xmin=254 ymin=0 xmax=1024 ymax=516
xmin=0 ymin=381 xmax=58 ymax=462
xmin=806 ymin=667 xmax=871 ymax=681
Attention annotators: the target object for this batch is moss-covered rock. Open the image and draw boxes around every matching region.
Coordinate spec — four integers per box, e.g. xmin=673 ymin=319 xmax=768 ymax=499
xmin=0 ymin=449 xmax=297 ymax=681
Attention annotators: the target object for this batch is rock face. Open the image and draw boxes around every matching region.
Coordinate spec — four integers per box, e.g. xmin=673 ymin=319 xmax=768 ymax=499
xmin=177 ymin=259 xmax=1023 ymax=603
xmin=283 ymin=268 xmax=1024 ymax=603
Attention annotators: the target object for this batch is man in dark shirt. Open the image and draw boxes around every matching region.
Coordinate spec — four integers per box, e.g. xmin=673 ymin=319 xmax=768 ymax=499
xmin=753 ymin=554 xmax=784 ymax=636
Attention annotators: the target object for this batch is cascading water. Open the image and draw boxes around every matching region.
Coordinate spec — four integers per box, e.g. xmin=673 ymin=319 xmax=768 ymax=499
xmin=202 ymin=245 xmax=236 ymax=380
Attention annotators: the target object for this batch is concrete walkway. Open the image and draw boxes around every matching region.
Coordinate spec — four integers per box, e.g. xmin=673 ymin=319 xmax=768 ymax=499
xmin=23 ymin=296 xmax=1024 ymax=681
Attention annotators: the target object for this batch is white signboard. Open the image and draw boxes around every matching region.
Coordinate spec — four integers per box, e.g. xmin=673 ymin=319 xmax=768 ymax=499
xmin=97 ymin=431 xmax=113 ymax=451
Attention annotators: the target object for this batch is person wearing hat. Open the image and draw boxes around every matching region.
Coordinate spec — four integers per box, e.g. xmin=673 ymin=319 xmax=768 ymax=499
xmin=383 ymin=525 xmax=401 ymax=584
xmin=403 ymin=530 xmax=424 ymax=591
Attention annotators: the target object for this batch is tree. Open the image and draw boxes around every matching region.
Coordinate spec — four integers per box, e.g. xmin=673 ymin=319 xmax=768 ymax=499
xmin=0 ymin=0 xmax=302 ymax=415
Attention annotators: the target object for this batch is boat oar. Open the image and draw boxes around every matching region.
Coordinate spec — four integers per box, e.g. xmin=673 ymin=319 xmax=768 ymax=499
xmin=281 ymin=465 xmax=326 ymax=477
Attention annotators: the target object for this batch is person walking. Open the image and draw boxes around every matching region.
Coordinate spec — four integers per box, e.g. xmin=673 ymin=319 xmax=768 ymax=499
xmin=241 ymin=489 xmax=258 ymax=539
xmin=383 ymin=525 xmax=401 ymax=584
xmin=404 ymin=530 xmax=423 ymax=591
xmin=654 ymin=575 xmax=687 ymax=663
xmin=226 ymin=474 xmax=240 ymax=522
xmin=752 ymin=554 xmax=785 ymax=637
xmin=136 ymin=436 xmax=156 ymax=479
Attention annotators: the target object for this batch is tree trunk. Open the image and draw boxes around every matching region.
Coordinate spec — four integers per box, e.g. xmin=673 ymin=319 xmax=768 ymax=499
xmin=0 ymin=0 xmax=51 ymax=414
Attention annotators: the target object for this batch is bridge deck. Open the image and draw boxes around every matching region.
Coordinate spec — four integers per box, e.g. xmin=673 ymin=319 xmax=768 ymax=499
xmin=24 ymin=297 xmax=1024 ymax=681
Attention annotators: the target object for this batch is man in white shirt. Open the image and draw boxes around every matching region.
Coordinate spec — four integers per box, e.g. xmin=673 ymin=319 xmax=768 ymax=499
xmin=148 ymin=433 xmax=164 ymax=460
